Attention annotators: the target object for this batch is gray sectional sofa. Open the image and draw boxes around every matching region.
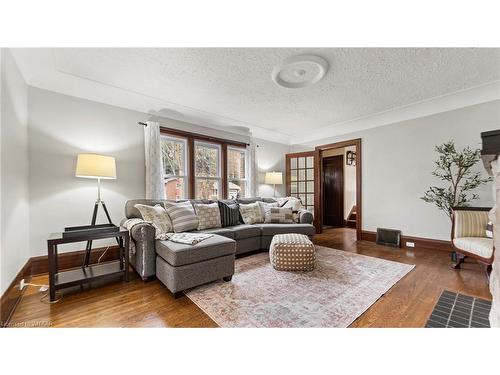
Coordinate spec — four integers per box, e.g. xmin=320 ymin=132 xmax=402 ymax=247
xmin=122 ymin=197 xmax=315 ymax=296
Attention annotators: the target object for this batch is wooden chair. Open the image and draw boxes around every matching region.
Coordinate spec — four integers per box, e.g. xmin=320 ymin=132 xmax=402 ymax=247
xmin=451 ymin=207 xmax=494 ymax=276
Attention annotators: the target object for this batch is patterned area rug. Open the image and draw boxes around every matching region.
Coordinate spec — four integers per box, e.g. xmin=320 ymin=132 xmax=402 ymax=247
xmin=185 ymin=246 xmax=415 ymax=327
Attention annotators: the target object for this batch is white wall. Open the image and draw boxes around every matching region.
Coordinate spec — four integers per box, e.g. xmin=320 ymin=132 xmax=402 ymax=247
xmin=28 ymin=87 xmax=146 ymax=255
xmin=27 ymin=87 xmax=287 ymax=255
xmin=255 ymin=138 xmax=289 ymax=198
xmin=1 ymin=49 xmax=29 ymax=294
xmin=293 ymin=101 xmax=499 ymax=240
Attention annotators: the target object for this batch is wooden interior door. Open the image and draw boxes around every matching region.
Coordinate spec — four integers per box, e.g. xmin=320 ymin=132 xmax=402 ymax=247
xmin=285 ymin=151 xmax=315 ymax=213
xmin=322 ymin=155 xmax=344 ymax=227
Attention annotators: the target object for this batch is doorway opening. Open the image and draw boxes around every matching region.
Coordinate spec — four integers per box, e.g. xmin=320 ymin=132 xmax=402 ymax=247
xmin=314 ymin=139 xmax=361 ymax=240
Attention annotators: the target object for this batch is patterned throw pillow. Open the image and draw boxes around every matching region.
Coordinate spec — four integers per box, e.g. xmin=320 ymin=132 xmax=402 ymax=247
xmin=218 ymin=201 xmax=240 ymax=227
xmin=239 ymin=202 xmax=263 ymax=224
xmin=163 ymin=201 xmax=199 ymax=233
xmin=194 ymin=202 xmax=222 ymax=230
xmin=486 ymin=221 xmax=493 ymax=238
xmin=264 ymin=207 xmax=294 ymax=224
xmin=134 ymin=204 xmax=173 ymax=239
xmin=282 ymin=197 xmax=304 ymax=211
xmin=258 ymin=201 xmax=278 ymax=222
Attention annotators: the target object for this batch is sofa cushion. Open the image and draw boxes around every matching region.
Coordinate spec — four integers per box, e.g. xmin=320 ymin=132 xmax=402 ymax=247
xmin=156 ymin=235 xmax=236 ymax=267
xmin=224 ymin=224 xmax=261 ymax=240
xmin=453 ymin=237 xmax=493 ymax=259
xmin=257 ymin=223 xmax=316 ymax=237
xmin=194 ymin=227 xmax=235 ymax=239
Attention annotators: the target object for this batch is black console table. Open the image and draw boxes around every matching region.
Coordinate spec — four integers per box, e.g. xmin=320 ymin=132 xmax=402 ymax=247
xmin=47 ymin=228 xmax=129 ymax=301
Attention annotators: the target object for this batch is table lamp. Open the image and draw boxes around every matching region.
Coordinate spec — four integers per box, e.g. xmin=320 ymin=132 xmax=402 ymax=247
xmin=265 ymin=171 xmax=283 ymax=198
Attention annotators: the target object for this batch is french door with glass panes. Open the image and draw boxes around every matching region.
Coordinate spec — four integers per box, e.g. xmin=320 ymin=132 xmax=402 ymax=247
xmin=285 ymin=151 xmax=316 ymax=213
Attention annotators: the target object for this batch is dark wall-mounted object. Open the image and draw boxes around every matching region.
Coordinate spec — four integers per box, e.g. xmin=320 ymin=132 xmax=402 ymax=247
xmin=481 ymin=129 xmax=500 ymax=175
xmin=376 ymin=227 xmax=401 ymax=248
xmin=346 ymin=150 xmax=356 ymax=166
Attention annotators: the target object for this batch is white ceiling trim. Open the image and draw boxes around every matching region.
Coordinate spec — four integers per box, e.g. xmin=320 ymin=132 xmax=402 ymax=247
xmin=289 ymin=80 xmax=500 ymax=145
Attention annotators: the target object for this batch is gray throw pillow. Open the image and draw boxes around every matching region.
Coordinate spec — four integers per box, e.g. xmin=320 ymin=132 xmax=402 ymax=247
xmin=264 ymin=207 xmax=294 ymax=224
xmin=194 ymin=202 xmax=222 ymax=230
xmin=134 ymin=204 xmax=173 ymax=239
xmin=163 ymin=201 xmax=199 ymax=233
xmin=239 ymin=202 xmax=263 ymax=224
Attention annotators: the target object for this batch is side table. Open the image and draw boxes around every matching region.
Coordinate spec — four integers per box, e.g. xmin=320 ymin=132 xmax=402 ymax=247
xmin=47 ymin=228 xmax=129 ymax=301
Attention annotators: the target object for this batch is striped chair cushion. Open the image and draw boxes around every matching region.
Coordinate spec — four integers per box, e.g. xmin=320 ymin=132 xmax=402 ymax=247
xmin=218 ymin=201 xmax=240 ymax=227
xmin=164 ymin=201 xmax=199 ymax=233
xmin=453 ymin=210 xmax=489 ymax=238
xmin=453 ymin=237 xmax=494 ymax=259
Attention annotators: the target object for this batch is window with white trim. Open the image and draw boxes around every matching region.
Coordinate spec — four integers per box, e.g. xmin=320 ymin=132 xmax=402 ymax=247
xmin=194 ymin=141 xmax=221 ymax=200
xmin=160 ymin=135 xmax=188 ymax=200
xmin=227 ymin=146 xmax=247 ymax=199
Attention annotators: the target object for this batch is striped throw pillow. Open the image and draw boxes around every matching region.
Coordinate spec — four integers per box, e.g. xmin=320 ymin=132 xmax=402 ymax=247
xmin=163 ymin=201 xmax=199 ymax=233
xmin=218 ymin=201 xmax=240 ymax=227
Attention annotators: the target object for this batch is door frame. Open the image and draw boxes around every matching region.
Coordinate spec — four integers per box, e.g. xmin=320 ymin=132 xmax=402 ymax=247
xmin=314 ymin=138 xmax=362 ymax=240
xmin=322 ymin=154 xmax=344 ymax=227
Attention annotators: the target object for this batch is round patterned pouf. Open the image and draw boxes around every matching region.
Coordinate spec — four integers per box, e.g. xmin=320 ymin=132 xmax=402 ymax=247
xmin=269 ymin=233 xmax=315 ymax=271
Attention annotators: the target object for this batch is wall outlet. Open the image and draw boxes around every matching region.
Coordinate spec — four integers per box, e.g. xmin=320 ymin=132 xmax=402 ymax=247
xmin=406 ymin=241 xmax=415 ymax=248
xmin=19 ymin=279 xmax=26 ymax=290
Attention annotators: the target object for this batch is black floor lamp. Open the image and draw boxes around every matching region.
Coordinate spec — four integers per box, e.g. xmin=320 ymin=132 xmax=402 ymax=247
xmin=75 ymin=153 xmax=118 ymax=266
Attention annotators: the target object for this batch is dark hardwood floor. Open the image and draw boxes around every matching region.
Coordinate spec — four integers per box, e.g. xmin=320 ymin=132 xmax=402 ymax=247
xmin=8 ymin=227 xmax=491 ymax=328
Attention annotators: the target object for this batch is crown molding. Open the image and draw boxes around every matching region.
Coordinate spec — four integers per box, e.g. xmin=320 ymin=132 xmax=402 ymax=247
xmin=289 ymin=81 xmax=500 ymax=145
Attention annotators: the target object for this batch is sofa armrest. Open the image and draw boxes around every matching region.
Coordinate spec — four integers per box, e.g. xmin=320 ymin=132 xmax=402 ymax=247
xmin=298 ymin=209 xmax=314 ymax=224
xmin=120 ymin=219 xmax=157 ymax=280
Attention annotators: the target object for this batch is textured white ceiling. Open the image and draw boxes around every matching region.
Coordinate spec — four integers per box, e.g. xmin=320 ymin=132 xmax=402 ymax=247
xmin=11 ymin=48 xmax=500 ymax=143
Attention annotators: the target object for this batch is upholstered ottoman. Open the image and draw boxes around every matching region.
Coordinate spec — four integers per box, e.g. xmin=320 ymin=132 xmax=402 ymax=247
xmin=269 ymin=233 xmax=315 ymax=271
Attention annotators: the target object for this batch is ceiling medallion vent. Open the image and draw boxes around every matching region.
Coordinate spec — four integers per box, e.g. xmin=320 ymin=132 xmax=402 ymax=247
xmin=272 ymin=54 xmax=329 ymax=89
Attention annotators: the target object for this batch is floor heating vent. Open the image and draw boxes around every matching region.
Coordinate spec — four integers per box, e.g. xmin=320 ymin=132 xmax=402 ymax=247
xmin=376 ymin=228 xmax=401 ymax=248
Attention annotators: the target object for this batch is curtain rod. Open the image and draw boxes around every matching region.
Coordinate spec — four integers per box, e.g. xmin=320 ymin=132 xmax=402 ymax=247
xmin=137 ymin=121 xmax=256 ymax=147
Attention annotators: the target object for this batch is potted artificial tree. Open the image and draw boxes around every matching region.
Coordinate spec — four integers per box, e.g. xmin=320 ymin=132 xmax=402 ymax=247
xmin=421 ymin=141 xmax=491 ymax=260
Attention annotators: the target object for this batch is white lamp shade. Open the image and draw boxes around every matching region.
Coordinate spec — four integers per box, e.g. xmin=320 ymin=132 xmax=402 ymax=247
xmin=265 ymin=171 xmax=283 ymax=185
xmin=75 ymin=154 xmax=116 ymax=179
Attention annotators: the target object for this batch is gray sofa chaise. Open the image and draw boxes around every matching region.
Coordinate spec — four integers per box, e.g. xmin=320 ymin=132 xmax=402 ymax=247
xmin=122 ymin=197 xmax=315 ymax=296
